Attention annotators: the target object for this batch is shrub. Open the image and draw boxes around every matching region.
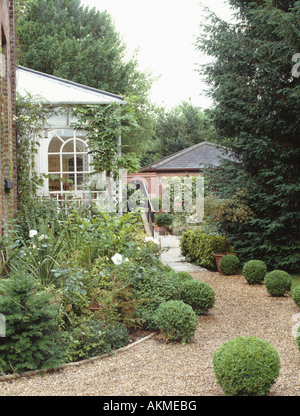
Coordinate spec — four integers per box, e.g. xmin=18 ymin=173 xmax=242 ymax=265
xmin=297 ymin=325 xmax=300 ymax=352
xmin=219 ymin=254 xmax=240 ymax=275
xmin=64 ymin=317 xmax=129 ymax=362
xmin=131 ymin=268 xmax=182 ymax=329
xmin=156 ymin=213 xmax=174 ymax=230
xmin=264 ymin=270 xmax=292 ymax=297
xmin=0 ymin=275 xmax=65 ymax=374
xmin=213 ymin=336 xmax=280 ymax=396
xmin=154 ymin=300 xmax=198 ymax=345
xmin=242 ymin=260 xmax=267 ymax=284
xmin=176 ymin=271 xmax=194 ymax=282
xmin=292 ymin=285 xmax=300 ymax=308
xmin=180 ymin=230 xmax=234 ymax=270
xmin=180 ymin=280 xmax=215 ymax=315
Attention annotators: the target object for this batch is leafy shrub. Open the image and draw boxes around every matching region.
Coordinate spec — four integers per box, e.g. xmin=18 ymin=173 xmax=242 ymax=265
xmin=297 ymin=325 xmax=300 ymax=352
xmin=176 ymin=271 xmax=194 ymax=282
xmin=154 ymin=300 xmax=198 ymax=345
xmin=213 ymin=336 xmax=280 ymax=396
xmin=180 ymin=230 xmax=234 ymax=270
xmin=264 ymin=270 xmax=292 ymax=297
xmin=156 ymin=213 xmax=174 ymax=229
xmin=219 ymin=254 xmax=240 ymax=275
xmin=292 ymin=285 xmax=300 ymax=308
xmin=0 ymin=275 xmax=65 ymax=374
xmin=180 ymin=280 xmax=215 ymax=315
xmin=131 ymin=268 xmax=182 ymax=329
xmin=64 ymin=317 xmax=129 ymax=362
xmin=242 ymin=260 xmax=267 ymax=284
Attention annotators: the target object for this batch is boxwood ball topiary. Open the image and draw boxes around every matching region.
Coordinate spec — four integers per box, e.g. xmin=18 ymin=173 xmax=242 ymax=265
xmin=264 ymin=270 xmax=292 ymax=297
xmin=154 ymin=300 xmax=197 ymax=345
xmin=219 ymin=254 xmax=240 ymax=275
xmin=243 ymin=260 xmax=267 ymax=284
xmin=180 ymin=280 xmax=215 ymax=315
xmin=292 ymin=285 xmax=300 ymax=308
xmin=213 ymin=336 xmax=280 ymax=396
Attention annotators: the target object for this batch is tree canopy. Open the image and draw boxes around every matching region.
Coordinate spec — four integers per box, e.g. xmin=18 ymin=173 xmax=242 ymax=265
xmin=197 ymin=0 xmax=300 ymax=271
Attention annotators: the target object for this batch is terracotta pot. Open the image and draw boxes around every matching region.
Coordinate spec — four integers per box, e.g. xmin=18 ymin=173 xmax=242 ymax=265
xmin=213 ymin=252 xmax=237 ymax=274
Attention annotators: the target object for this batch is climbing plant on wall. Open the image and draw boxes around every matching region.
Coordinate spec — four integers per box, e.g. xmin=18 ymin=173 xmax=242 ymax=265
xmin=16 ymin=92 xmax=53 ymax=207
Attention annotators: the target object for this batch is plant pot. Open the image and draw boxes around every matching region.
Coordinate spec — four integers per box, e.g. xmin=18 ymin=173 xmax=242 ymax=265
xmin=213 ymin=252 xmax=237 ymax=274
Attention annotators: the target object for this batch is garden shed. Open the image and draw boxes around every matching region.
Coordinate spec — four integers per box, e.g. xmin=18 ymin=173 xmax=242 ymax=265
xmin=16 ymin=66 xmax=124 ymax=203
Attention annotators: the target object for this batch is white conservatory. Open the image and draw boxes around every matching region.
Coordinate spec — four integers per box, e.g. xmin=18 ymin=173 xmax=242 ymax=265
xmin=16 ymin=66 xmax=124 ymax=204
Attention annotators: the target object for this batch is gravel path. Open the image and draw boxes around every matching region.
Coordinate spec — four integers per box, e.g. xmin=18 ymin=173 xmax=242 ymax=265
xmin=0 ymin=271 xmax=300 ymax=396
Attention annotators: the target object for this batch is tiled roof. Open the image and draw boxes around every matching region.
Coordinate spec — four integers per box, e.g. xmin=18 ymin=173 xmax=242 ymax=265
xmin=141 ymin=142 xmax=232 ymax=171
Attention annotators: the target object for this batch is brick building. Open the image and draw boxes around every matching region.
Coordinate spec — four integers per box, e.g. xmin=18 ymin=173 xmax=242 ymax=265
xmin=0 ymin=0 xmax=17 ymax=234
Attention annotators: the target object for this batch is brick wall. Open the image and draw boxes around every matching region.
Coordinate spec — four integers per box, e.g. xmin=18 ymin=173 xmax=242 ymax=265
xmin=0 ymin=0 xmax=17 ymax=234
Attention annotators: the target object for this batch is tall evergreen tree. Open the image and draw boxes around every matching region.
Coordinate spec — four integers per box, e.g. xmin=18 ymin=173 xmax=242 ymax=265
xmin=197 ymin=0 xmax=300 ymax=272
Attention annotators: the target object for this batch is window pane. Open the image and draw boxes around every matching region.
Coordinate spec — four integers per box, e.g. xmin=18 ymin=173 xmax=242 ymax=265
xmin=49 ymin=175 xmax=61 ymax=192
xmin=62 ymin=174 xmax=75 ymax=191
xmin=77 ymin=174 xmax=89 ymax=190
xmin=75 ymin=140 xmax=87 ymax=153
xmin=48 ymin=155 xmax=60 ymax=172
xmin=62 ymin=140 xmax=74 ymax=153
xmin=76 ymin=154 xmax=89 ymax=172
xmin=62 ymin=154 xmax=75 ymax=172
xmin=48 ymin=137 xmax=63 ymax=153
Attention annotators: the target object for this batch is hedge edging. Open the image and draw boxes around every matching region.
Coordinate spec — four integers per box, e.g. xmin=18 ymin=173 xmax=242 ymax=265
xmin=0 ymin=332 xmax=157 ymax=382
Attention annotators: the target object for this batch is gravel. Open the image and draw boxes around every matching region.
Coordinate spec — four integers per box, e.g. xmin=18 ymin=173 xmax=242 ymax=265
xmin=0 ymin=271 xmax=300 ymax=396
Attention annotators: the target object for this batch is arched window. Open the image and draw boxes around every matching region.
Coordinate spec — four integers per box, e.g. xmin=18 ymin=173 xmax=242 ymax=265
xmin=48 ymin=129 xmax=90 ymax=194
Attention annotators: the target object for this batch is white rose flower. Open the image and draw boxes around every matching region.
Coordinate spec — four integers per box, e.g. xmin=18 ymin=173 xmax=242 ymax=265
xmin=111 ymin=253 xmax=123 ymax=265
xmin=29 ymin=230 xmax=38 ymax=238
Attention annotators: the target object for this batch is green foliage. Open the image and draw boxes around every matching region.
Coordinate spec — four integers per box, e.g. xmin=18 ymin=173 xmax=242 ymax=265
xmin=63 ymin=316 xmax=129 ymax=363
xmin=180 ymin=229 xmax=234 ymax=270
xmin=16 ymin=93 xmax=53 ymax=207
xmin=144 ymin=102 xmax=222 ymax=164
xmin=243 ymin=260 xmax=267 ymax=285
xmin=176 ymin=271 xmax=194 ymax=282
xmin=196 ymin=1 xmax=300 ymax=272
xmin=213 ymin=336 xmax=281 ymax=396
xmin=155 ymin=213 xmax=174 ymax=229
xmin=0 ymin=275 xmax=65 ymax=374
xmin=131 ymin=267 xmax=182 ymax=329
xmin=72 ymin=103 xmax=140 ymax=176
xmin=264 ymin=270 xmax=292 ymax=297
xmin=297 ymin=325 xmax=300 ymax=353
xmin=292 ymin=285 xmax=300 ymax=308
xmin=219 ymin=254 xmax=240 ymax=275
xmin=154 ymin=300 xmax=198 ymax=345
xmin=180 ymin=280 xmax=215 ymax=315
xmin=205 ymin=190 xmax=253 ymax=253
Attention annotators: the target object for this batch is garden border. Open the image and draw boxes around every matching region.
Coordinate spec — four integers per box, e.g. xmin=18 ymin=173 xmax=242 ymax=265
xmin=0 ymin=332 xmax=156 ymax=382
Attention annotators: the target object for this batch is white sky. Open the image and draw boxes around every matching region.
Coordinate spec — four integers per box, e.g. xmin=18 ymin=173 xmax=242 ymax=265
xmin=80 ymin=0 xmax=234 ymax=109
